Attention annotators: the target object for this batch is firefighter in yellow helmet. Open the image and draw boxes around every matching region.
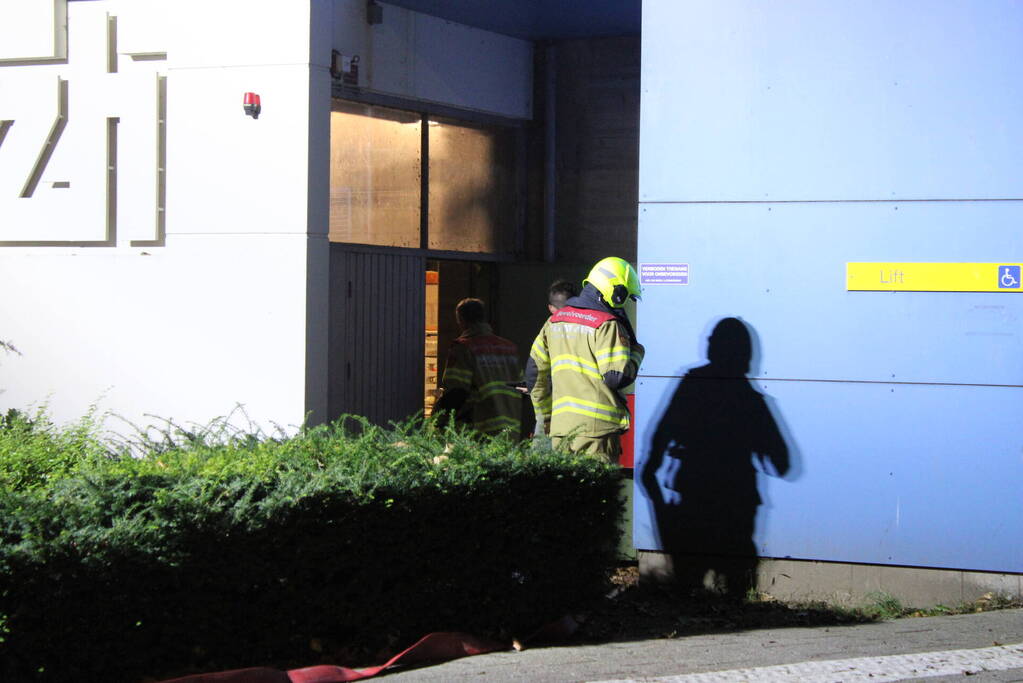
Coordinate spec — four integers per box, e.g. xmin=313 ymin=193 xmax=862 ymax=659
xmin=529 ymin=257 xmax=645 ymax=463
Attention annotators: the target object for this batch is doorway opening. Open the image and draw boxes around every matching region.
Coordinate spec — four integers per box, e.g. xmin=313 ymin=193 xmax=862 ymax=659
xmin=328 ymin=97 xmax=523 ymax=425
xmin=423 ymin=259 xmax=497 ymax=416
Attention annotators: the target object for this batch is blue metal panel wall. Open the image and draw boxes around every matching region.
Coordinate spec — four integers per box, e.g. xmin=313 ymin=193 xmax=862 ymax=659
xmin=635 ymin=0 xmax=1023 ymax=572
xmin=640 ymin=0 xmax=1023 ymax=202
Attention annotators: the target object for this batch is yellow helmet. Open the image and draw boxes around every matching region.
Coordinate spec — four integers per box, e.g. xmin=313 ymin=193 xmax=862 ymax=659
xmin=583 ymin=257 xmax=642 ymax=309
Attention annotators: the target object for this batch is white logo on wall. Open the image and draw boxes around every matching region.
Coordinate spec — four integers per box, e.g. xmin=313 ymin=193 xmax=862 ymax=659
xmin=0 ymin=3 xmax=166 ymax=247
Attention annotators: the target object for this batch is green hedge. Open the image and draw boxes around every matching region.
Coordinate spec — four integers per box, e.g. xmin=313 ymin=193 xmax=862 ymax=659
xmin=0 ymin=413 xmax=623 ymax=681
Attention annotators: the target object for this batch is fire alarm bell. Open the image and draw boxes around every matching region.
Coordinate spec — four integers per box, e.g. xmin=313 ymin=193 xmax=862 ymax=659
xmin=243 ymin=92 xmax=261 ymax=119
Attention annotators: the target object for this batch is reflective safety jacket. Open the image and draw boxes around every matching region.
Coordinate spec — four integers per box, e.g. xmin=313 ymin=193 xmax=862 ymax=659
xmin=439 ymin=323 xmax=523 ymax=436
xmin=529 ymin=302 xmax=644 ymax=438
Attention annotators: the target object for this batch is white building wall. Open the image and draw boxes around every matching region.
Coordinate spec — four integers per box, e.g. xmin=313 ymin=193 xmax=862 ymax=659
xmin=0 ymin=0 xmax=326 ymax=432
xmin=0 ymin=0 xmax=531 ymax=433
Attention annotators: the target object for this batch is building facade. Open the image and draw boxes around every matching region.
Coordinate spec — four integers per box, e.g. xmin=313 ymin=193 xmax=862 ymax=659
xmin=2 ymin=0 xmax=1019 ymax=606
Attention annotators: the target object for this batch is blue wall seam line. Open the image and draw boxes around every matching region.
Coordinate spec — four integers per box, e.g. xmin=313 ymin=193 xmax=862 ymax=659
xmin=639 ymin=198 xmax=1023 ymax=205
xmin=639 ymin=375 xmax=1023 ymax=389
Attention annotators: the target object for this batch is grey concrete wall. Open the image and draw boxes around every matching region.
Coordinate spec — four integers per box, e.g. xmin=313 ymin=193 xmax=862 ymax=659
xmin=493 ymin=261 xmax=590 ymax=367
xmin=554 ymin=36 xmax=640 ymax=265
xmin=640 ymin=551 xmax=1023 ymax=609
xmin=493 ymin=36 xmax=640 ymax=357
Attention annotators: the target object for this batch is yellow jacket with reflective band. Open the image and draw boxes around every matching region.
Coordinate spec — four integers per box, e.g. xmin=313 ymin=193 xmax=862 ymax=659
xmin=439 ymin=324 xmax=523 ymax=436
xmin=529 ymin=306 xmax=644 ymax=438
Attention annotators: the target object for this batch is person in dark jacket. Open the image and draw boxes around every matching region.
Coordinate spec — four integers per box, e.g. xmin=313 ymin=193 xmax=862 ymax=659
xmin=523 ymin=279 xmax=581 ymax=394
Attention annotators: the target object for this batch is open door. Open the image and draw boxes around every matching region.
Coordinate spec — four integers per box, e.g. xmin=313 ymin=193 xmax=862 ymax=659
xmin=423 ymin=259 xmax=497 ymax=416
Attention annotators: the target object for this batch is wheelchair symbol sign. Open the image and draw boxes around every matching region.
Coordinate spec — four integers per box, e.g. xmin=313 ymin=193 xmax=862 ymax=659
xmin=999 ymin=266 xmax=1021 ymax=289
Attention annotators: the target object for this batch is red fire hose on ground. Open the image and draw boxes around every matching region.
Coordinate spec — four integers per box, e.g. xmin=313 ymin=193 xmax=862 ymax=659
xmin=159 ymin=616 xmax=583 ymax=683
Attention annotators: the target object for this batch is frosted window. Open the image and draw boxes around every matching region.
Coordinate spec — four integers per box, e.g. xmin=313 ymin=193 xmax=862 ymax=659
xmin=427 ymin=118 xmax=516 ymax=254
xmin=329 ymin=101 xmax=421 ymax=248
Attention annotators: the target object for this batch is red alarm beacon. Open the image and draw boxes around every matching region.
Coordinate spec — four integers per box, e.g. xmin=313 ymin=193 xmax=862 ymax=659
xmin=243 ymin=92 xmax=261 ymax=119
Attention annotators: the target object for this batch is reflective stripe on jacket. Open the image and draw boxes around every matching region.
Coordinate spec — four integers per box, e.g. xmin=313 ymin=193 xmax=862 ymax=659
xmin=439 ymin=324 xmax=523 ymax=436
xmin=529 ymin=305 xmax=644 ymax=438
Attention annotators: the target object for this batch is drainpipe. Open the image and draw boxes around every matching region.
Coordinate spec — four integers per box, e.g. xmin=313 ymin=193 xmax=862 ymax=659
xmin=543 ymin=44 xmax=557 ymax=263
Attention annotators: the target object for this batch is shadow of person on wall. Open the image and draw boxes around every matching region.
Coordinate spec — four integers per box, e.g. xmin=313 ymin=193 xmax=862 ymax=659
xmin=639 ymin=317 xmax=796 ymax=597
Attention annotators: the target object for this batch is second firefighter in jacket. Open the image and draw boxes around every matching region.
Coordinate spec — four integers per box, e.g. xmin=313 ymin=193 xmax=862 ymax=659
xmin=529 ymin=257 xmax=644 ymax=463
xmin=434 ymin=297 xmax=523 ymax=437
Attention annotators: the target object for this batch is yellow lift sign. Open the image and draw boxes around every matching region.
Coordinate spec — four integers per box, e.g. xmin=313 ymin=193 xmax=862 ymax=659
xmin=847 ymin=263 xmax=1022 ymax=292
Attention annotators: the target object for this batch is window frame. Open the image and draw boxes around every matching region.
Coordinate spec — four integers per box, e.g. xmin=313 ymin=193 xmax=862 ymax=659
xmin=330 ymin=88 xmax=528 ymax=260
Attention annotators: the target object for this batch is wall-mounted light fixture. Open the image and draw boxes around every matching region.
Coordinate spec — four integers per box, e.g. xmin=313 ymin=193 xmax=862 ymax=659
xmin=331 ymin=51 xmax=361 ymax=87
xmin=243 ymin=92 xmax=261 ymax=119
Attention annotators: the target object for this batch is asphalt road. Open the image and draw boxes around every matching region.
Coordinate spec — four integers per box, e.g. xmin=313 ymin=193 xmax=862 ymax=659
xmin=379 ymin=608 xmax=1023 ymax=682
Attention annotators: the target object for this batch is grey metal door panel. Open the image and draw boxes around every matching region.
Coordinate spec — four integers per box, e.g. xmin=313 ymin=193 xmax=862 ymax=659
xmin=329 ymin=247 xmax=425 ymax=427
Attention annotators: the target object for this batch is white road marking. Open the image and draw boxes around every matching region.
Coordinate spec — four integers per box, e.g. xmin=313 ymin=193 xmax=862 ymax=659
xmin=593 ymin=642 xmax=1023 ymax=682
